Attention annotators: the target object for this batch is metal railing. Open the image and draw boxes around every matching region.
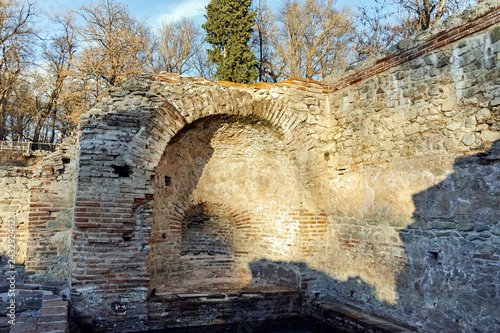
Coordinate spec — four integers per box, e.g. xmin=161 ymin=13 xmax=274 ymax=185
xmin=0 ymin=141 xmax=58 ymax=153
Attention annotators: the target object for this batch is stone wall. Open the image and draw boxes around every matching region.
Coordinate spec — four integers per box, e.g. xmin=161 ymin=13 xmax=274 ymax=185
xmin=309 ymin=3 xmax=500 ymax=331
xmin=69 ymin=72 xmax=327 ymax=330
xmin=0 ymin=1 xmax=498 ymax=332
xmin=150 ymin=115 xmax=313 ymax=293
xmin=67 ymin=1 xmax=500 ymax=330
xmin=0 ymin=167 xmax=31 ymax=264
xmin=25 ymin=136 xmax=79 ymax=281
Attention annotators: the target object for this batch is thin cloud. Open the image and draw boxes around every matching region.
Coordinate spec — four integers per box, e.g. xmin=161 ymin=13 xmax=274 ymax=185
xmin=156 ymin=0 xmax=208 ymax=25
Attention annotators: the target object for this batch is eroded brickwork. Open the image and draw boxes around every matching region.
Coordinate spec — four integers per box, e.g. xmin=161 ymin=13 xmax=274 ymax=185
xmin=150 ymin=116 xmax=315 ymax=293
xmin=25 ymin=137 xmax=78 ymax=280
xmin=0 ymin=1 xmax=499 ymax=332
xmin=68 ymin=2 xmax=500 ymax=330
xmin=0 ymin=167 xmax=31 ymax=264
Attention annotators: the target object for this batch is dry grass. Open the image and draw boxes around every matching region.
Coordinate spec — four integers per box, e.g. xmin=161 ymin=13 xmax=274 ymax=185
xmin=0 ymin=151 xmax=42 ymax=167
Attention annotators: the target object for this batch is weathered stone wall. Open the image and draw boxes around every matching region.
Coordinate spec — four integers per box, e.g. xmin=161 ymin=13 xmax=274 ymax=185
xmin=306 ymin=3 xmax=500 ymax=331
xmin=150 ymin=115 xmax=313 ymax=293
xmin=0 ymin=1 xmax=494 ymax=332
xmin=68 ymin=2 xmax=500 ymax=329
xmin=69 ymin=73 xmax=327 ymax=330
xmin=25 ymin=137 xmax=79 ymax=280
xmin=0 ymin=167 xmax=31 ymax=264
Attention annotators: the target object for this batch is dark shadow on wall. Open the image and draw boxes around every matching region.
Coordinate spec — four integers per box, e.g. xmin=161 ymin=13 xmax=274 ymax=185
xmin=246 ymin=259 xmax=384 ymax=309
xmin=245 ymin=141 xmax=500 ymax=333
xmin=395 ymin=139 xmax=500 ymax=332
xmin=150 ymin=121 xmax=499 ymax=333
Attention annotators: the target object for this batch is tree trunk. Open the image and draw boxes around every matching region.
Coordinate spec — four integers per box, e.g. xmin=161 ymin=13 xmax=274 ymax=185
xmin=422 ymin=0 xmax=432 ymax=31
xmin=50 ymin=108 xmax=57 ymax=145
xmin=31 ymin=114 xmax=47 ymax=151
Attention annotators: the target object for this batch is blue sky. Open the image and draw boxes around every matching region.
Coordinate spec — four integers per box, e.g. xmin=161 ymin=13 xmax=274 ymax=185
xmin=40 ymin=0 xmax=377 ymax=29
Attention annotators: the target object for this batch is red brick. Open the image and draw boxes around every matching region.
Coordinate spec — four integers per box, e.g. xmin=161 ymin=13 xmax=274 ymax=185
xmin=40 ymin=306 xmax=67 ymax=315
xmin=75 ymin=202 xmax=101 ymax=207
xmin=43 ymin=300 xmax=68 ymax=307
xmin=39 ymin=216 xmax=57 ymax=221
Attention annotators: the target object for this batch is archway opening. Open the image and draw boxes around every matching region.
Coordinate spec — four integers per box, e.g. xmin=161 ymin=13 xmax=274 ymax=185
xmin=148 ymin=115 xmax=305 ymax=294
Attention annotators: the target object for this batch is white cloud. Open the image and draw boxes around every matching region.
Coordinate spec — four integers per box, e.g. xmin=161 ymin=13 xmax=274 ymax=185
xmin=155 ymin=0 xmax=208 ymax=25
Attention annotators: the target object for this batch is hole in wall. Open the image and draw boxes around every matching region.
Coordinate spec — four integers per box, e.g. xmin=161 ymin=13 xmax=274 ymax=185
xmin=165 ymin=176 xmax=171 ymax=187
xmin=111 ymin=301 xmax=127 ymax=315
xmin=428 ymin=250 xmax=440 ymax=264
xmin=112 ymin=165 xmax=132 ymax=177
xmin=122 ymin=235 xmax=132 ymax=242
xmin=62 ymin=158 xmax=70 ymax=164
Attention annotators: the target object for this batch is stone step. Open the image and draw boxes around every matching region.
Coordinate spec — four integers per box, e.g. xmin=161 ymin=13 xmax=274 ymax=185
xmin=9 ymin=316 xmax=37 ymax=333
xmin=4 ymin=293 xmax=68 ymax=333
xmin=312 ymin=298 xmax=418 ymax=333
xmin=37 ymin=295 xmax=68 ymax=333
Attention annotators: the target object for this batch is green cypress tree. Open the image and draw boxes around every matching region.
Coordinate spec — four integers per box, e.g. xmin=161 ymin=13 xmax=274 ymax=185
xmin=202 ymin=0 xmax=258 ymax=84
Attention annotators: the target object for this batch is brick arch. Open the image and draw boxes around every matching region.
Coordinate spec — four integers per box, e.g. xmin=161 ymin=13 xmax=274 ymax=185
xmin=149 ymin=199 xmax=251 ymax=292
xmin=125 ymin=87 xmax=307 ymax=174
xmin=119 ymin=86 xmax=310 ymax=224
xmin=70 ymin=81 xmax=313 ymax=329
xmin=146 ymin=107 xmax=308 ymax=293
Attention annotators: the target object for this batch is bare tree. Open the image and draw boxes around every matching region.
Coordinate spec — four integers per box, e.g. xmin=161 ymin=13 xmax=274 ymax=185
xmin=274 ymin=0 xmax=354 ymax=81
xmin=0 ymin=0 xmax=36 ymax=141
xmin=354 ymin=0 xmax=413 ymax=61
xmin=31 ymin=11 xmax=77 ymax=147
xmin=7 ymin=77 xmax=36 ymax=141
xmin=149 ymin=17 xmax=203 ymax=75
xmin=76 ymin=0 xmax=151 ymax=93
xmin=191 ymin=45 xmax=216 ymax=80
xmin=251 ymin=0 xmax=281 ymax=82
xmin=393 ymin=0 xmax=478 ymax=32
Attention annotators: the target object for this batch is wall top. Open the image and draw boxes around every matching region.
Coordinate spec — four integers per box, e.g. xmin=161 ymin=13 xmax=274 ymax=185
xmin=326 ymin=0 xmax=500 ymax=91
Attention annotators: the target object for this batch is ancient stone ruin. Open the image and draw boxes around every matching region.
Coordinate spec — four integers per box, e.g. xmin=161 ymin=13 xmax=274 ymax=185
xmin=1 ymin=1 xmax=500 ymax=332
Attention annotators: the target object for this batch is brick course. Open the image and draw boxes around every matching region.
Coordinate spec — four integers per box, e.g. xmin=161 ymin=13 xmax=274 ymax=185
xmin=0 ymin=1 xmax=499 ymax=332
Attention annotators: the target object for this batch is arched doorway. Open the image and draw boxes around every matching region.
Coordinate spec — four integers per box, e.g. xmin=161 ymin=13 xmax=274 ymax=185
xmin=148 ymin=115 xmax=305 ymax=294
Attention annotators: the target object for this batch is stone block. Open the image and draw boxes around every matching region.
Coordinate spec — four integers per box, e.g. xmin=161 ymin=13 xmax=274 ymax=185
xmin=480 ymin=130 xmax=500 ymax=142
xmin=403 ymin=123 xmax=420 ymax=136
xmin=446 ymin=122 xmax=461 ymax=131
xmin=490 ymin=98 xmax=500 ymax=107
xmin=491 ymin=26 xmax=500 ymax=44
xmin=457 ymin=223 xmax=474 ymax=231
xmin=492 ymin=224 xmax=500 ymax=236
xmin=461 ymin=134 xmax=476 ymax=146
xmin=475 ymin=222 xmax=492 ymax=232
xmin=476 ymin=108 xmax=491 ymax=122
xmin=442 ymin=98 xmax=456 ymax=112
xmin=436 ymin=56 xmax=450 ymax=68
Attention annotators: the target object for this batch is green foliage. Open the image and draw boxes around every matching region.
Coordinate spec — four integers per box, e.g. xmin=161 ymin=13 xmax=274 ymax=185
xmin=202 ymin=0 xmax=258 ymax=84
